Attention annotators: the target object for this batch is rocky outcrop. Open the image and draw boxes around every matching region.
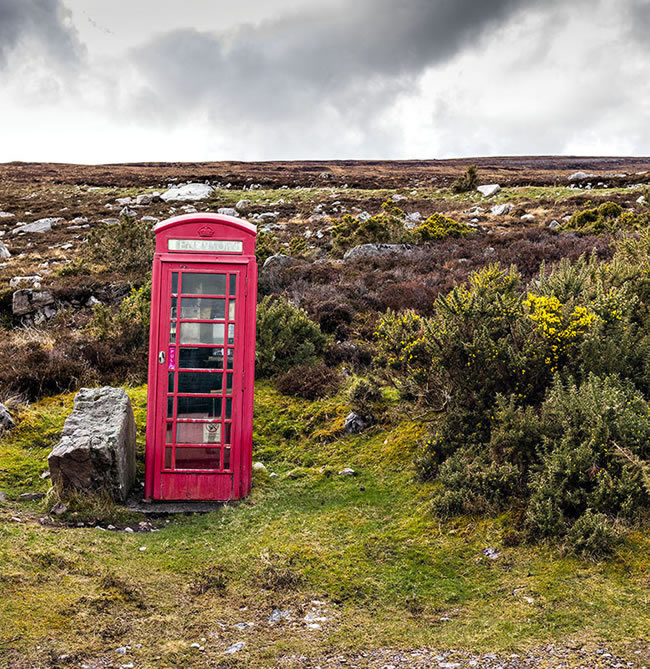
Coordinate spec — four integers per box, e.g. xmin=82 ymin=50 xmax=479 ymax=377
xmin=48 ymin=387 xmax=137 ymax=502
xmin=160 ymin=183 xmax=214 ymax=202
xmin=12 ymin=289 xmax=55 ymax=316
xmin=343 ymin=243 xmax=412 ymax=261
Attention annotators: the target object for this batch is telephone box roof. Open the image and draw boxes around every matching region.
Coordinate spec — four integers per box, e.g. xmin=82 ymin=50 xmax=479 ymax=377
xmin=154 ymin=213 xmax=257 ymax=236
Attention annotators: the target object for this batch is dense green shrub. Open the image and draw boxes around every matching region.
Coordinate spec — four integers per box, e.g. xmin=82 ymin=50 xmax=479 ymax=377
xmin=256 ymin=297 xmax=328 ymax=377
xmin=451 ymin=165 xmax=479 ymax=193
xmin=255 ymin=231 xmax=280 ymax=265
xmin=375 ymin=234 xmax=650 ymax=554
xmin=87 ymin=216 xmax=155 ymax=275
xmin=413 ymin=213 xmax=471 ymax=241
xmin=348 ymin=377 xmax=382 ymax=416
xmin=564 ymin=201 xmax=650 ymax=234
xmin=331 ymin=201 xmax=407 ymax=254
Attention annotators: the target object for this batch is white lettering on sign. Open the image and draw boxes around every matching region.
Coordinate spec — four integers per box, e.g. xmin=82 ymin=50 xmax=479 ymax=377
xmin=168 ymin=239 xmax=243 ymax=253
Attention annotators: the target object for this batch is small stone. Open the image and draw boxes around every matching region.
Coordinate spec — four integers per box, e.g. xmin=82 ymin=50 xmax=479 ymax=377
xmin=139 ymin=546 xmax=147 ymax=551
xmin=338 ymin=467 xmax=356 ymax=476
xmin=50 ymin=501 xmax=68 ymax=515
xmin=107 ymin=524 xmax=116 ymax=530
xmin=269 ymin=608 xmax=292 ymax=623
xmin=490 ymin=203 xmax=513 ymax=216
xmin=548 ymin=219 xmax=560 ymax=229
xmin=252 ymin=461 xmax=267 ymax=473
xmin=391 ymin=194 xmax=407 ymax=202
xmin=11 ymin=516 xmax=22 ymax=522
xmin=0 ymin=491 xmax=6 ymax=502
xmin=19 ymin=492 xmax=45 ymax=501
xmin=236 ymin=199 xmax=251 ymax=212
xmin=115 ymin=646 xmax=128 ymax=655
xmin=344 ymin=411 xmax=373 ymax=434
xmin=124 ymin=527 xmax=134 ymax=533
xmin=569 ymin=171 xmax=595 ymax=182
xmin=135 ymin=194 xmax=153 ymax=206
xmin=477 ymin=184 xmax=501 ymax=197
xmin=0 ymin=403 xmax=16 ymax=430
xmin=120 ymin=207 xmax=137 ymax=218
xmin=482 ymin=547 xmax=500 ymax=559
xmin=190 ymin=642 xmax=201 ymax=649
xmin=224 ymin=641 xmax=245 ymax=654
xmin=520 ymin=213 xmax=535 ymax=221
xmin=0 ymin=241 xmax=10 ymax=259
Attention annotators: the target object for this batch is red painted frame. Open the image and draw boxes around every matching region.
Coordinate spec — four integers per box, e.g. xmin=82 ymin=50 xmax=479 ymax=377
xmin=145 ymin=214 xmax=257 ymax=501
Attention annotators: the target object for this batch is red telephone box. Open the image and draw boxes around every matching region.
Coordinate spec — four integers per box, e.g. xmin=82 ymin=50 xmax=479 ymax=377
xmin=144 ymin=213 xmax=257 ymax=501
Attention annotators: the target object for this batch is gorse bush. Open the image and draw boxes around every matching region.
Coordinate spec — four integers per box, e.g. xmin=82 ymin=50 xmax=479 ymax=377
xmin=256 ymin=297 xmax=328 ymax=377
xmin=565 ymin=200 xmax=650 ymax=233
xmin=377 ymin=234 xmax=650 ymax=554
xmin=451 ymin=165 xmax=479 ymax=193
xmin=331 ymin=201 xmax=472 ymax=255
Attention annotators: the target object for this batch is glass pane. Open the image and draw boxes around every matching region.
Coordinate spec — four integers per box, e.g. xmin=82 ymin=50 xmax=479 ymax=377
xmin=182 ymin=273 xmax=226 ymax=295
xmin=168 ymin=372 xmax=175 ymax=393
xmin=180 ymin=322 xmax=224 ymax=345
xmin=167 ymin=397 xmax=174 ymax=418
xmin=226 ymin=397 xmax=232 ymax=419
xmin=229 ymin=274 xmax=236 ymax=296
xmin=175 ymin=447 xmax=221 ymax=470
xmin=178 ymin=372 xmax=222 ymax=394
xmin=227 ymin=323 xmax=234 ymax=345
xmin=226 ymin=373 xmax=233 ymax=393
xmin=170 ymin=321 xmax=177 ymax=344
xmin=165 ymin=446 xmax=172 ymax=469
xmin=177 ymin=396 xmax=222 ymax=419
xmin=226 ymin=349 xmax=234 ymax=370
xmin=176 ymin=422 xmax=221 ymax=444
xmin=170 ymin=297 xmax=177 ymax=320
xmin=225 ymin=422 xmax=232 ymax=444
xmin=179 ymin=347 xmax=223 ymax=369
xmin=228 ymin=300 xmax=235 ymax=320
xmin=180 ymin=297 xmax=225 ymax=320
xmin=166 ymin=423 xmax=173 ymax=444
xmin=171 ymin=273 xmax=178 ymax=294
xmin=223 ymin=447 xmax=231 ymax=470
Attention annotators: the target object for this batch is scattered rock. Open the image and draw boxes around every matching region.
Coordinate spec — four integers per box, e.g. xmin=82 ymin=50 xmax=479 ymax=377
xmin=115 ymin=197 xmax=133 ymax=206
xmin=217 ymin=207 xmax=239 ymax=218
xmin=12 ymin=218 xmax=62 ymax=235
xmin=236 ymin=199 xmax=252 ymax=212
xmin=160 ymin=183 xmax=214 ymax=202
xmin=10 ymin=275 xmax=42 ymax=288
xmin=48 ymin=387 xmax=137 ymax=503
xmin=477 ymin=184 xmax=501 ymax=197
xmin=0 ymin=241 xmax=11 ymax=259
xmin=391 ymin=194 xmax=407 ymax=202
xmin=568 ymin=171 xmax=595 ymax=182
xmin=548 ymin=219 xmax=561 ymax=229
xmin=344 ymin=412 xmax=373 ymax=434
xmin=0 ymin=491 xmax=6 ymax=502
xmin=0 ymin=211 xmax=15 ymax=218
xmin=520 ymin=213 xmax=535 ymax=221
xmin=19 ymin=492 xmax=45 ymax=501
xmin=120 ymin=207 xmax=137 ymax=218
xmin=50 ymin=501 xmax=68 ymax=515
xmin=224 ymin=641 xmax=246 ymax=655
xmin=636 ymin=195 xmax=646 ymax=205
xmin=338 ymin=467 xmax=357 ymax=476
xmin=0 ymin=403 xmax=15 ymax=430
xmin=482 ymin=547 xmax=500 ymax=560
xmin=12 ymin=289 xmax=55 ymax=316
xmin=269 ymin=609 xmax=292 ymax=623
xmin=252 ymin=461 xmax=267 ymax=473
xmin=135 ymin=193 xmax=153 ymax=206
xmin=490 ymin=203 xmax=513 ymax=216
xmin=343 ymin=243 xmax=412 ymax=260
xmin=262 ymin=254 xmax=295 ymax=270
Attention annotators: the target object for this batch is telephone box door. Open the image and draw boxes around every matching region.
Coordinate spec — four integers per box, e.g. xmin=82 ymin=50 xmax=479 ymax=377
xmin=151 ymin=262 xmax=246 ymax=500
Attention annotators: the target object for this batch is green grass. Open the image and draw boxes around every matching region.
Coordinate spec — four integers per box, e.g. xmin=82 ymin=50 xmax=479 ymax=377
xmin=0 ymin=384 xmax=648 ymax=667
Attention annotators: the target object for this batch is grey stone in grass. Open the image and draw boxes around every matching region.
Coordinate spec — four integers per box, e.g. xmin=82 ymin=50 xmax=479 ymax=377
xmin=48 ymin=387 xmax=136 ymax=503
xmin=343 ymin=243 xmax=412 ymax=261
xmin=217 ymin=207 xmax=239 ymax=218
xmin=224 ymin=642 xmax=245 ymax=654
xmin=12 ymin=218 xmax=62 ymax=235
xmin=490 ymin=203 xmax=513 ymax=216
xmin=262 ymin=254 xmax=295 ymax=270
xmin=548 ymin=219 xmax=561 ymax=229
xmin=477 ymin=184 xmax=501 ymax=197
xmin=269 ymin=609 xmax=291 ymax=623
xmin=344 ymin=411 xmax=373 ymax=434
xmin=0 ymin=403 xmax=15 ymax=430
xmin=161 ymin=183 xmax=214 ymax=202
xmin=0 ymin=491 xmax=6 ymax=502
xmin=19 ymin=492 xmax=45 ymax=501
xmin=236 ymin=199 xmax=251 ymax=212
xmin=0 ymin=241 xmax=10 ymax=259
xmin=12 ymin=289 xmax=54 ymax=316
xmin=338 ymin=467 xmax=357 ymax=476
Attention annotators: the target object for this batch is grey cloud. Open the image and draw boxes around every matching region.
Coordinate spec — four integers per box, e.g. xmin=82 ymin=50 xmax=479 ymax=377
xmin=0 ymin=0 xmax=84 ymax=70
xmin=129 ymin=0 xmax=551 ymax=127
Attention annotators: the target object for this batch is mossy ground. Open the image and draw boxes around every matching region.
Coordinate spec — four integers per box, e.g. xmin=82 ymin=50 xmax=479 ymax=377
xmin=0 ymin=384 xmax=648 ymax=667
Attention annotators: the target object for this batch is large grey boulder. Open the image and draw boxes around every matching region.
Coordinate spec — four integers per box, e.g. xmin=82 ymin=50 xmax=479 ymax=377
xmin=11 ymin=218 xmax=63 ymax=235
xmin=343 ymin=243 xmax=412 ymax=261
xmin=160 ymin=183 xmax=214 ymax=202
xmin=477 ymin=184 xmax=501 ymax=197
xmin=12 ymin=289 xmax=54 ymax=316
xmin=48 ymin=387 xmax=136 ymax=502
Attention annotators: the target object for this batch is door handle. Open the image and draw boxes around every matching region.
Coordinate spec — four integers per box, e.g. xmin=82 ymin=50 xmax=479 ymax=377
xmin=158 ymin=351 xmax=165 ymax=364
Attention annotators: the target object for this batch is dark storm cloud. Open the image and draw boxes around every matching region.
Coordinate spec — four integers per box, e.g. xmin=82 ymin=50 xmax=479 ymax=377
xmin=0 ymin=0 xmax=83 ymax=70
xmin=130 ymin=0 xmax=551 ymax=125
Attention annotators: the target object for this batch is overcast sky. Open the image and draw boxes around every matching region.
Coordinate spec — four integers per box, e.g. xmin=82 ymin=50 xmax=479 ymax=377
xmin=0 ymin=0 xmax=649 ymax=163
